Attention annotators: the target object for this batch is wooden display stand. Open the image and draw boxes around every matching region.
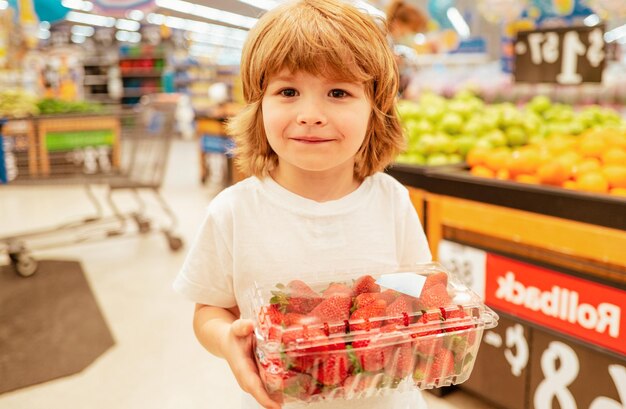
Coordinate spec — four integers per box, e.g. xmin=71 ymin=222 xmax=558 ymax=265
xmin=37 ymin=114 xmax=121 ymax=176
xmin=3 ymin=118 xmax=38 ymax=177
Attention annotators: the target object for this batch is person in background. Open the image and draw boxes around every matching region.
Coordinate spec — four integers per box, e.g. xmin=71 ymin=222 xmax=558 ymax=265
xmin=173 ymin=1 xmax=431 ymax=408
xmin=385 ymin=0 xmax=428 ymax=96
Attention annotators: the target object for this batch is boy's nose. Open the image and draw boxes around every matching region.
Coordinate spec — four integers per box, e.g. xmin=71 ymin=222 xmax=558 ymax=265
xmin=296 ymin=102 xmax=327 ymax=125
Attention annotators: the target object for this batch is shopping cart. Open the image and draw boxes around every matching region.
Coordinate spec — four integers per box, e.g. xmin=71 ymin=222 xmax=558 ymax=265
xmin=0 ymin=94 xmax=183 ymax=277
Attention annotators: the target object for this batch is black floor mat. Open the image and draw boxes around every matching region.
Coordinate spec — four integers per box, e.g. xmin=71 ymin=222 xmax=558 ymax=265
xmin=0 ymin=259 xmax=115 ymax=394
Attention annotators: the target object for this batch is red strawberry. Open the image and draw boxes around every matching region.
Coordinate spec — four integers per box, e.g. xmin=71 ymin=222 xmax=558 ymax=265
xmin=379 ymin=289 xmax=400 ymax=304
xmin=383 ymin=341 xmax=416 ymax=379
xmin=323 ymin=282 xmax=353 ymax=298
xmin=343 ymin=373 xmax=382 ymax=395
xmin=349 ymin=299 xmax=387 ymax=332
xmin=423 ymin=272 xmax=448 ymax=291
xmin=430 ymin=349 xmax=455 ymax=381
xmin=413 ymin=312 xmax=444 ymax=357
xmin=258 ymin=304 xmax=284 ymax=341
xmin=282 ymin=371 xmax=319 ymax=401
xmin=313 ymin=351 xmax=350 ymax=386
xmin=271 ymin=280 xmax=322 ymax=314
xmin=352 ymin=275 xmax=380 ymax=296
xmin=417 ymin=283 xmax=451 ymax=309
xmin=350 ymin=336 xmax=387 ymax=372
xmin=310 ymin=295 xmax=352 ymax=334
xmin=385 ymin=295 xmax=414 ymax=326
xmin=442 ymin=308 xmax=474 ymax=333
xmin=351 ymin=292 xmax=381 ymax=313
xmin=282 ymin=327 xmax=329 ymax=372
xmin=283 ymin=313 xmax=321 ymax=328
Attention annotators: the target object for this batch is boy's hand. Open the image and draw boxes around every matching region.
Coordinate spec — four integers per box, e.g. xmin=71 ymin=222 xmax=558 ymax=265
xmin=224 ymin=319 xmax=282 ymax=409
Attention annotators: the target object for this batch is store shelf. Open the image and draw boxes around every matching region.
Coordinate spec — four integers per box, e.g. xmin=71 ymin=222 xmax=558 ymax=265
xmin=388 ymin=165 xmax=626 ymax=231
xmin=120 ymin=69 xmax=163 ymax=77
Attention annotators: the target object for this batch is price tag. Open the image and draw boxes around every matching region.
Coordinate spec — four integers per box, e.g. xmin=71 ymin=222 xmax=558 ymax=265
xmin=514 ymin=25 xmax=605 ymax=85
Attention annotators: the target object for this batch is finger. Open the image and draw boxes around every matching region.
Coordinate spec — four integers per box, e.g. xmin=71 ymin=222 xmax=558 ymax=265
xmin=246 ymin=375 xmax=282 ymax=409
xmin=231 ymin=319 xmax=254 ymax=337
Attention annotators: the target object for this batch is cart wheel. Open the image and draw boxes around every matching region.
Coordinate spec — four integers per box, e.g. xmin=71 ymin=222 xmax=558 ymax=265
xmin=132 ymin=213 xmax=151 ymax=233
xmin=138 ymin=220 xmax=151 ymax=234
xmin=166 ymin=235 xmax=184 ymax=251
xmin=15 ymin=255 xmax=38 ymax=277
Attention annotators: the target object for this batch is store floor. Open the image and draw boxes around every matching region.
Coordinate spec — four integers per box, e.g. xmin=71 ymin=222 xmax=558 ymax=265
xmin=0 ymin=139 xmax=494 ymax=409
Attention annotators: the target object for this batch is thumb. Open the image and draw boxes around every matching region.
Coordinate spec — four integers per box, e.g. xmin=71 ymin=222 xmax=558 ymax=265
xmin=231 ymin=319 xmax=254 ymax=337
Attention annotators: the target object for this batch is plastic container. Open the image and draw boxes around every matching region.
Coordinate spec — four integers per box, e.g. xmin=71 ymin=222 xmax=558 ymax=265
xmin=244 ymin=262 xmax=499 ymax=404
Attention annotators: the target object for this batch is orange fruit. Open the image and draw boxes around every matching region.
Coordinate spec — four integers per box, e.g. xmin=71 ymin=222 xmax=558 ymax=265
xmin=601 ymin=148 xmax=626 ymax=166
xmin=515 ymin=174 xmax=540 ymax=184
xmin=572 ymin=157 xmax=601 ymax=179
xmin=602 ymin=165 xmax=626 ymax=188
xmin=537 ymin=161 xmax=572 ymax=185
xmin=577 ymin=136 xmax=607 ymax=159
xmin=466 ymin=147 xmax=490 ymax=167
xmin=470 ymin=165 xmax=495 ymax=178
xmin=496 ymin=168 xmax=510 ymax=180
xmin=546 ymin=136 xmax=575 ymax=155
xmin=508 ymin=148 xmax=542 ymax=177
xmin=562 ymin=180 xmax=577 ymax=190
xmin=484 ymin=148 xmax=511 ymax=172
xmin=576 ymin=171 xmax=609 ymax=193
xmin=610 ymin=187 xmax=626 ymax=197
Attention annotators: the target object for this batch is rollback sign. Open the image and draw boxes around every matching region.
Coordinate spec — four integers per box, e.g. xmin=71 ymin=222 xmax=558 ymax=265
xmin=485 ymin=254 xmax=625 ymax=356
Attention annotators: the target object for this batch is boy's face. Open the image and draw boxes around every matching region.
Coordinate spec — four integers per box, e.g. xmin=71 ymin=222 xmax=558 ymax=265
xmin=262 ymin=69 xmax=372 ymax=178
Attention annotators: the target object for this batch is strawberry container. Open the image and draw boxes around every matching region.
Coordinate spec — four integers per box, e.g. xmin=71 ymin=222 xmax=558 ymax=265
xmin=243 ymin=262 xmax=499 ymax=404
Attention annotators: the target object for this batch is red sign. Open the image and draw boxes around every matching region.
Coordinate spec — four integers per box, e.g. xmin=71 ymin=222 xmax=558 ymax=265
xmin=485 ymin=253 xmax=625 ymax=356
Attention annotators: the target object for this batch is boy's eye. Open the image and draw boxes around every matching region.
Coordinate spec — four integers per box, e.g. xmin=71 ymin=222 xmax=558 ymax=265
xmin=329 ymin=89 xmax=349 ymax=98
xmin=279 ymin=88 xmax=298 ymax=97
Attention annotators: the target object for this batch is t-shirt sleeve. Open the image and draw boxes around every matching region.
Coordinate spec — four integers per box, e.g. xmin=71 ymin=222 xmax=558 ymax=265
xmin=396 ymin=187 xmax=432 ymax=266
xmin=172 ymin=201 xmax=236 ymax=308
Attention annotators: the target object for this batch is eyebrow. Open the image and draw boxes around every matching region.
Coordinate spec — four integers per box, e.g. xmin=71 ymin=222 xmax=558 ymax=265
xmin=269 ymin=75 xmax=361 ymax=87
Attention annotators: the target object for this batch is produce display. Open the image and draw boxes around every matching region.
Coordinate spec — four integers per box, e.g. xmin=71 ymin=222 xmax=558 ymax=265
xmin=37 ymin=98 xmax=104 ymax=115
xmin=0 ymin=89 xmax=39 ymax=118
xmin=247 ymin=264 xmax=498 ymax=404
xmin=395 ymin=93 xmax=623 ymax=167
xmin=0 ymin=92 xmax=106 ymax=118
xmin=467 ymin=127 xmax=626 ymax=196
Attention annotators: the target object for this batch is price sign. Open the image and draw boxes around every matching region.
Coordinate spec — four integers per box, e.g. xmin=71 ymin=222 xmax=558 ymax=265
xmin=514 ymin=25 xmax=605 ymax=85
xmin=530 ymin=328 xmax=626 ymax=409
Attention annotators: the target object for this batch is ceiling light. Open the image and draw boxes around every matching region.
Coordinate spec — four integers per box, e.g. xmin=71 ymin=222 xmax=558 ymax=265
xmin=127 ymin=9 xmax=145 ymax=21
xmin=447 ymin=7 xmax=470 ymax=39
xmin=583 ymin=14 xmax=600 ymax=27
xmin=62 ymin=0 xmax=93 ymax=12
xmin=236 ymin=0 xmax=282 ymax=10
xmin=155 ymin=0 xmax=257 ymax=29
xmin=66 ymin=11 xmax=115 ymax=28
xmin=71 ymin=25 xmax=95 ymax=36
xmin=116 ymin=18 xmax=141 ymax=31
xmin=352 ymin=1 xmax=385 ymax=18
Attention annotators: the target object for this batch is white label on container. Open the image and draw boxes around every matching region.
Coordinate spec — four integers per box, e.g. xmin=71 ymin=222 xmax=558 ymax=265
xmin=376 ymin=272 xmax=426 ymax=299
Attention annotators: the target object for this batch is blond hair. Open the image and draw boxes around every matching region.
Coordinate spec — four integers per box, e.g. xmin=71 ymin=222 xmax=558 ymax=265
xmin=227 ymin=0 xmax=405 ymax=179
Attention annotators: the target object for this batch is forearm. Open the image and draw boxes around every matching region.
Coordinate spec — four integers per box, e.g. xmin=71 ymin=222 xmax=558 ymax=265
xmin=193 ymin=304 xmax=238 ymax=358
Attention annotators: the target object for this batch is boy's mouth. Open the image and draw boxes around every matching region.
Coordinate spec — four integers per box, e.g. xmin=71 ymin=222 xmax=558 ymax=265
xmin=291 ymin=136 xmax=333 ymax=144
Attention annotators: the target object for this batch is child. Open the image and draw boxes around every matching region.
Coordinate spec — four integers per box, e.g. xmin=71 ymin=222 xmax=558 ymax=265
xmin=173 ymin=1 xmax=431 ymax=408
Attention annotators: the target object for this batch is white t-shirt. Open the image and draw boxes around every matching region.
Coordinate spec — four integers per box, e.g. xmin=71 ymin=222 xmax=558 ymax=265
xmin=174 ymin=172 xmax=431 ymax=409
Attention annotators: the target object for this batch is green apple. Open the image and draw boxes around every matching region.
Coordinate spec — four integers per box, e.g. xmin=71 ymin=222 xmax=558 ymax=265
xmin=505 ymin=126 xmax=528 ymax=147
xmin=438 ymin=112 xmax=464 ymax=134
xmin=527 ymin=95 xmax=551 ymax=114
xmin=426 ymin=153 xmax=449 ymax=166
